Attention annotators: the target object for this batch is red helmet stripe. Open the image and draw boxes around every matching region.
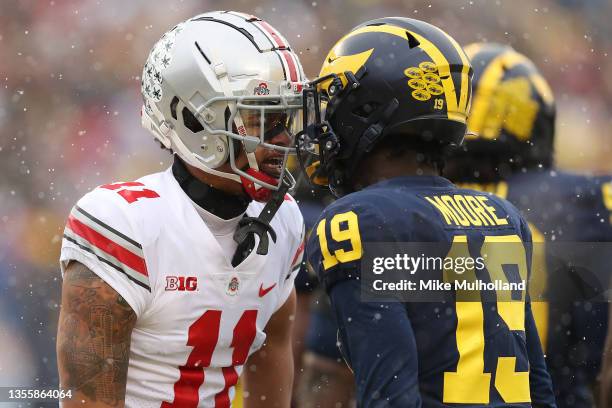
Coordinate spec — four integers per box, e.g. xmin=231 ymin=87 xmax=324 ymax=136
xmin=257 ymin=20 xmax=287 ymax=49
xmin=281 ymin=50 xmax=298 ymax=82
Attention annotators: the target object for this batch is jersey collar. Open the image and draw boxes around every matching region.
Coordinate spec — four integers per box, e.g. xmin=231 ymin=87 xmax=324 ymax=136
xmin=172 ymin=155 xmax=250 ymax=220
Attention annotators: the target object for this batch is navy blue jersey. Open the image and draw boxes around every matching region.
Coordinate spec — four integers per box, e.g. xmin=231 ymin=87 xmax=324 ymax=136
xmin=298 ymin=197 xmax=346 ymax=361
xmin=459 ymin=170 xmax=612 ymax=408
xmin=306 ymin=176 xmax=556 ymax=408
xmin=458 ymin=171 xmax=612 ymax=242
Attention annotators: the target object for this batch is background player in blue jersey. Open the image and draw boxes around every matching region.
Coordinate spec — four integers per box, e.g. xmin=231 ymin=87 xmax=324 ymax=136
xmin=293 ymin=187 xmax=356 ymax=408
xmin=296 ymin=18 xmax=556 ymax=407
xmin=603 ymin=299 xmax=612 ymax=407
xmin=445 ymin=43 xmax=612 ymax=408
xmin=290 ymin=179 xmax=352 ymax=408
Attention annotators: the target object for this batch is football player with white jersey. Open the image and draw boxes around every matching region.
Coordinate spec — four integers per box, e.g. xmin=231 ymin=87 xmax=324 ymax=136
xmin=56 ymin=11 xmax=306 ymax=408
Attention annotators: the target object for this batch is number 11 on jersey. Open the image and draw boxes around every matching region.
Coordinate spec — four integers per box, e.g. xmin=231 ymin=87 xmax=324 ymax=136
xmin=162 ymin=310 xmax=257 ymax=408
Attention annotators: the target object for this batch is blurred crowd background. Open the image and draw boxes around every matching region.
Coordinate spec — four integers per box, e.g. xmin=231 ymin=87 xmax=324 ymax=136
xmin=0 ymin=0 xmax=611 ymax=401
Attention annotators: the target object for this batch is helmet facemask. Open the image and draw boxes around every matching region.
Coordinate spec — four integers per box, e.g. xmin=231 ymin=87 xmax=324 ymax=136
xmin=296 ymin=72 xmax=352 ymax=196
xmin=197 ymin=83 xmax=303 ymax=194
xmin=140 ymin=12 xmax=308 ymax=202
xmin=145 ymin=79 xmax=303 ymax=202
xmin=297 ymin=69 xmax=400 ymax=197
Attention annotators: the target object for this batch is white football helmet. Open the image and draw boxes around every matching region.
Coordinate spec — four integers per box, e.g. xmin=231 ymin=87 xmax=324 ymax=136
xmin=141 ymin=11 xmax=305 ymax=201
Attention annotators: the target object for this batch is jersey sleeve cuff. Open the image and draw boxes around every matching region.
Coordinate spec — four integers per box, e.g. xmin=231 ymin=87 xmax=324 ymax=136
xmin=60 ymin=247 xmax=148 ymax=318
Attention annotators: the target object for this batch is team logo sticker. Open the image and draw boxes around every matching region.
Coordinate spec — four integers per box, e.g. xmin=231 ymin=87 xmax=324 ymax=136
xmin=165 ymin=276 xmax=198 ymax=291
xmin=404 ymin=61 xmax=444 ymax=102
xmin=253 ymin=82 xmax=270 ymax=95
xmin=142 ymin=23 xmax=184 ymax=108
xmin=227 ymin=275 xmax=240 ymax=296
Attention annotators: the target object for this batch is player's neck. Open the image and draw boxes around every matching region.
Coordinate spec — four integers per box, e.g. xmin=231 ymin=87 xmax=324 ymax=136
xmin=352 ymin=150 xmax=439 ymax=190
xmin=172 ymin=156 xmax=250 ymax=220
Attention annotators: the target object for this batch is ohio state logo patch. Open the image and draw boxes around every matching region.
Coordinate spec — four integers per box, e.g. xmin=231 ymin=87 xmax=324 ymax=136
xmin=227 ymin=276 xmax=240 ymax=296
xmin=253 ymin=82 xmax=270 ymax=95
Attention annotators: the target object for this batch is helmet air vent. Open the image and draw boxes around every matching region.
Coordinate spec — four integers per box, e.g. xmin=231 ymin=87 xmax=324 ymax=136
xmin=182 ymin=107 xmax=204 ymax=133
xmin=170 ymin=96 xmax=179 ymax=120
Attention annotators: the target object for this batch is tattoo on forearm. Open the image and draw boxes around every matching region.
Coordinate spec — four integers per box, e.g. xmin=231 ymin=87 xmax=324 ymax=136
xmin=57 ymin=261 xmax=136 ymax=405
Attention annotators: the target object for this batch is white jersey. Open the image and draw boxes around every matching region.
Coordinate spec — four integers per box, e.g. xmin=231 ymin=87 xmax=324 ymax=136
xmin=60 ymin=168 xmax=305 ymax=407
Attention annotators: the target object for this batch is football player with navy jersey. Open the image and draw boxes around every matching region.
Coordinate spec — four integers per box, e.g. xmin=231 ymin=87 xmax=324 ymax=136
xmin=296 ymin=18 xmax=556 ymax=407
xmin=445 ymin=43 xmax=612 ymax=408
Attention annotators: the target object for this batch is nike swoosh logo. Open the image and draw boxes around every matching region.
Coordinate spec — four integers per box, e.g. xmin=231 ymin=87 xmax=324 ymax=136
xmin=259 ymin=283 xmax=277 ymax=297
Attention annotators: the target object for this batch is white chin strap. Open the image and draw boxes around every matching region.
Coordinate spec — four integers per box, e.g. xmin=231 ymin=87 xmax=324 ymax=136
xmin=201 ymin=52 xmax=262 ymax=186
xmin=212 ymin=53 xmax=261 ymax=178
xmin=232 ymin=111 xmax=260 ymax=172
xmin=231 ymin=109 xmax=266 ymax=194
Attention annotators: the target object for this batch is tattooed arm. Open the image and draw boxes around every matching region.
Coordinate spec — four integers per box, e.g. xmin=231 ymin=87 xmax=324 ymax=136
xmin=57 ymin=261 xmax=137 ymax=407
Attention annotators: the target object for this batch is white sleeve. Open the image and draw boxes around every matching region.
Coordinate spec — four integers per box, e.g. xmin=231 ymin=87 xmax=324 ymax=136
xmin=59 ymin=190 xmax=152 ymax=318
xmin=275 ymin=216 xmax=305 ymax=312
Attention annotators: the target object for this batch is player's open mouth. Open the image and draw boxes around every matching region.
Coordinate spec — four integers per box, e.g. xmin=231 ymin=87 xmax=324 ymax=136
xmin=260 ymin=157 xmax=283 ymax=178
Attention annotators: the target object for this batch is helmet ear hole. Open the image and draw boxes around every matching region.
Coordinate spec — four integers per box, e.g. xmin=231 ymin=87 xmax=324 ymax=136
xmin=182 ymin=107 xmax=204 ymax=133
xmin=352 ymin=102 xmax=380 ymax=119
xmin=170 ymin=97 xmax=179 ymax=120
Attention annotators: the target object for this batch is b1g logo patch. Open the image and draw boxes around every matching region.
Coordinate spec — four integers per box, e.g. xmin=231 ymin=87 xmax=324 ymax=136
xmin=165 ymin=276 xmax=198 ymax=291
xmin=404 ymin=61 xmax=444 ymax=105
xmin=253 ymin=82 xmax=270 ymax=95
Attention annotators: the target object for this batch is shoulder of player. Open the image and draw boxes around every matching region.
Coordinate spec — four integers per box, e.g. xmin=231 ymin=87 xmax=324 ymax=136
xmin=316 ymin=189 xmax=415 ymax=236
xmin=474 ymin=190 xmax=529 ymax=231
xmin=320 ymin=190 xmax=380 ymax=219
xmin=422 ymin=184 xmax=526 ymax=231
xmin=558 ymin=171 xmax=609 ymax=200
xmin=510 ymin=170 xmax=605 ymax=200
xmin=70 ymin=172 xmax=167 ymax=247
xmin=487 ymin=192 xmax=524 ymax=218
xmin=323 ymin=184 xmax=445 ymax=223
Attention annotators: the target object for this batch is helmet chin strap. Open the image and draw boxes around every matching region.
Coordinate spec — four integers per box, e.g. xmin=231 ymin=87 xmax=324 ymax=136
xmin=231 ymin=110 xmax=276 ymax=202
xmin=240 ymin=168 xmax=278 ymax=202
xmin=231 ymin=110 xmax=292 ymax=263
xmin=232 ymin=171 xmax=292 ymax=264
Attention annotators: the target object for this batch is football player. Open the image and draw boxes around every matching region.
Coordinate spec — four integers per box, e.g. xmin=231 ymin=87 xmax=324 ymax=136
xmin=445 ymin=42 xmax=612 ymax=408
xmin=297 ymin=18 xmax=556 ymax=407
xmin=56 ymin=11 xmax=306 ymax=408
